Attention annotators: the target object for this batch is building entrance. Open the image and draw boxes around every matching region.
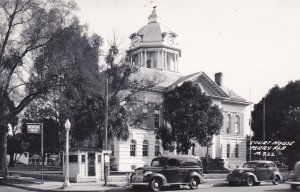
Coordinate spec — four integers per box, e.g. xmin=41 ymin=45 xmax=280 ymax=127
xmin=88 ymin=153 xmax=96 ymax=176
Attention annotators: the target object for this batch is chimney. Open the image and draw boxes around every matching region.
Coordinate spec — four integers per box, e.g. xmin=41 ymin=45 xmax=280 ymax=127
xmin=215 ymin=72 xmax=223 ymax=86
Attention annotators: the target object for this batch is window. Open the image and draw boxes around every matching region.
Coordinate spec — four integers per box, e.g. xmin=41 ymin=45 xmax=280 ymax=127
xmin=130 ymin=140 xmax=136 ymax=156
xmin=81 ymin=155 xmax=85 ymax=163
xmin=111 ymin=143 xmax=114 ymax=156
xmin=226 ymin=144 xmax=230 ymax=158
xmin=131 ymin=165 xmax=136 ymax=170
xmin=258 ymin=163 xmax=267 ymax=168
xmin=155 ymin=140 xmax=160 ymax=156
xmin=167 ymin=158 xmax=180 ymax=167
xmin=226 ymin=114 xmax=231 ymax=134
xmin=98 ymin=155 xmax=101 ymax=163
xmin=142 ymin=140 xmax=148 ymax=156
xmin=234 ymin=115 xmax=240 ymax=135
xmin=154 ymin=114 xmax=160 ymax=128
xmin=235 ymin=144 xmax=239 ymax=158
xmin=69 ymin=155 xmax=78 ymax=163
xmin=268 ymin=163 xmax=275 ymax=167
xmin=154 ymin=106 xmax=160 ymax=128
xmin=146 ymin=59 xmax=151 ymax=68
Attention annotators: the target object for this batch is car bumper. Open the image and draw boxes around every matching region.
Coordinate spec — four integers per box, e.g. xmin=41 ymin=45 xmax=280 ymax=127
xmin=227 ymin=176 xmax=246 ymax=182
xmin=129 ymin=174 xmax=148 ymax=185
xmin=286 ymin=181 xmax=300 ymax=185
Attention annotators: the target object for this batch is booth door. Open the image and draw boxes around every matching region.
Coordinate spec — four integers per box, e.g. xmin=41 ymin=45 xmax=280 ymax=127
xmin=88 ymin=153 xmax=96 ymax=176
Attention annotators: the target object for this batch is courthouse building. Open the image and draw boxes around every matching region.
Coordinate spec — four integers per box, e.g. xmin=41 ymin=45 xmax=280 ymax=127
xmin=112 ymin=8 xmax=251 ymax=171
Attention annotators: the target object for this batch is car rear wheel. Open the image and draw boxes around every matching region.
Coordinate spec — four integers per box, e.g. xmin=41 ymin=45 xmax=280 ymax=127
xmin=291 ymin=184 xmax=298 ymax=190
xmin=245 ymin=176 xmax=254 ymax=186
xmin=272 ymin=175 xmax=280 ymax=185
xmin=149 ymin=178 xmax=162 ymax=192
xmin=189 ymin=177 xmax=199 ymax=189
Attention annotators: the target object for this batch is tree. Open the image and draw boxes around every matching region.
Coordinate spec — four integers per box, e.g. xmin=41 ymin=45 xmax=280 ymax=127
xmin=251 ymin=80 xmax=300 ymax=168
xmin=0 ymin=0 xmax=78 ymax=178
xmin=7 ymin=133 xmax=28 ymax=167
xmin=157 ymin=81 xmax=223 ymax=154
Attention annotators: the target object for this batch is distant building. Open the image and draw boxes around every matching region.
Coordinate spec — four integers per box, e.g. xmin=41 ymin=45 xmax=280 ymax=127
xmin=112 ymin=7 xmax=251 ymax=171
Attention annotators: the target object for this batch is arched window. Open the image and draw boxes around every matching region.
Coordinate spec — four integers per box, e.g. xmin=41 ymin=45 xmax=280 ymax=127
xmin=130 ymin=140 xmax=136 ymax=156
xmin=226 ymin=114 xmax=231 ymax=134
xmin=227 ymin=144 xmax=230 ymax=158
xmin=235 ymin=144 xmax=239 ymax=158
xmin=155 ymin=140 xmax=160 ymax=156
xmin=142 ymin=140 xmax=149 ymax=156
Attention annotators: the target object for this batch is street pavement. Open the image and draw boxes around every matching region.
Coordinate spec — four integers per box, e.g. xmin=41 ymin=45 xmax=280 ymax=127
xmin=0 ymin=177 xmax=296 ymax=192
xmin=0 ymin=185 xmax=32 ymax=192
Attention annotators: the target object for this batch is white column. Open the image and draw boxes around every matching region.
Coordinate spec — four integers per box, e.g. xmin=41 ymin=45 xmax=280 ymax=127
xmin=144 ymin=51 xmax=147 ymax=67
xmin=164 ymin=51 xmax=167 ymax=70
xmin=157 ymin=51 xmax=160 ymax=69
xmin=176 ymin=54 xmax=179 ymax=72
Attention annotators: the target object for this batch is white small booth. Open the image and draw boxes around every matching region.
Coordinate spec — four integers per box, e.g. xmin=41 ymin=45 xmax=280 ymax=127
xmin=63 ymin=146 xmax=111 ymax=183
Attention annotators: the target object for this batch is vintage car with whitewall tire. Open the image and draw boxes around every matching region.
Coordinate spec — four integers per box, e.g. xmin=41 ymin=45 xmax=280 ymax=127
xmin=227 ymin=160 xmax=283 ymax=186
xmin=287 ymin=161 xmax=300 ymax=190
xmin=128 ymin=155 xmax=206 ymax=192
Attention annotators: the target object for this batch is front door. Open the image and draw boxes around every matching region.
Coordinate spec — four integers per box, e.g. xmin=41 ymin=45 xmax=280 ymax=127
xmin=163 ymin=158 xmax=180 ymax=183
xmin=256 ymin=163 xmax=268 ymax=180
xmin=88 ymin=153 xmax=96 ymax=176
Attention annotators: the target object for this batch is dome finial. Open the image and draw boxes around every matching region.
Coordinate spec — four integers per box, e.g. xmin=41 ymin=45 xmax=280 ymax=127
xmin=148 ymin=6 xmax=158 ymax=23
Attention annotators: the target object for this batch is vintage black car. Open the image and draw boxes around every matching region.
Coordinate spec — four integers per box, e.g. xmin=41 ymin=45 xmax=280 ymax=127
xmin=287 ymin=161 xmax=300 ymax=189
xmin=128 ymin=155 xmax=206 ymax=192
xmin=227 ymin=160 xmax=282 ymax=186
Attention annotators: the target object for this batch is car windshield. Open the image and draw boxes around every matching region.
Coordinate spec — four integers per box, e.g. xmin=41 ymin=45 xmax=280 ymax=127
xmin=243 ymin=163 xmax=257 ymax=168
xmin=151 ymin=158 xmax=167 ymax=167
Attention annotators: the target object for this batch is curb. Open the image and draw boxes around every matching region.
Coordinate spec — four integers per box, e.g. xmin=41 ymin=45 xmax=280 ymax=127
xmin=0 ymin=181 xmax=131 ymax=192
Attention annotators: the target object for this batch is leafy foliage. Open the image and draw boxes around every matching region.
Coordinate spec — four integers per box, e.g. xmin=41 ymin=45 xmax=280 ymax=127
xmin=251 ymin=80 xmax=300 ymax=168
xmin=157 ymin=81 xmax=223 ymax=154
xmin=0 ymin=0 xmax=78 ymax=177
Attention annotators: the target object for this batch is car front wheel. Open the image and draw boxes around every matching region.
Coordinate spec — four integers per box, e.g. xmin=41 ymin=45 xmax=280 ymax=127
xmin=272 ymin=175 xmax=280 ymax=185
xmin=149 ymin=178 xmax=162 ymax=192
xmin=189 ymin=177 xmax=199 ymax=189
xmin=245 ymin=176 xmax=254 ymax=186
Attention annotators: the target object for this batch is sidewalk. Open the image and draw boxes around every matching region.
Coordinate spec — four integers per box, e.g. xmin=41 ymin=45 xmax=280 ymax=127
xmin=0 ymin=177 xmax=227 ymax=191
xmin=0 ymin=177 xmax=130 ymax=192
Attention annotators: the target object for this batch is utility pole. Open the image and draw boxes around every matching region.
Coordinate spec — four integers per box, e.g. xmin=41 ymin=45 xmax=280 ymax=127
xmin=104 ymin=72 xmax=109 ymax=186
xmin=263 ymin=98 xmax=266 ymax=160
xmin=249 ymin=89 xmax=252 ymax=161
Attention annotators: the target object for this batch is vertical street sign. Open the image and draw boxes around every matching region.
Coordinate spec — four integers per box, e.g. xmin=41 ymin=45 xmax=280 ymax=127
xmin=26 ymin=123 xmax=44 ymax=184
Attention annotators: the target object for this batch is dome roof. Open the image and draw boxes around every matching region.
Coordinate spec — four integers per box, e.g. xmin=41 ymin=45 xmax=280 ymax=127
xmin=133 ymin=7 xmax=176 ymax=43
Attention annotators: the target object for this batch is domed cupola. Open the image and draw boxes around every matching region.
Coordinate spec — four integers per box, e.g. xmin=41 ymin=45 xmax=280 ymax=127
xmin=128 ymin=7 xmax=181 ymax=73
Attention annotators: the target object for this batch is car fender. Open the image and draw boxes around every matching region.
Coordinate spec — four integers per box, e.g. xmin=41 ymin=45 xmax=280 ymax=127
xmin=128 ymin=172 xmax=135 ymax=183
xmin=243 ymin=172 xmax=259 ymax=182
xmin=271 ymin=171 xmax=283 ymax=180
xmin=147 ymin=173 xmax=168 ymax=185
xmin=188 ymin=172 xmax=206 ymax=183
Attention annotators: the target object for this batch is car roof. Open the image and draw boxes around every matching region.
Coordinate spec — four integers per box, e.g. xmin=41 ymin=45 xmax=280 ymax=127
xmin=153 ymin=155 xmax=201 ymax=160
xmin=246 ymin=160 xmax=275 ymax=164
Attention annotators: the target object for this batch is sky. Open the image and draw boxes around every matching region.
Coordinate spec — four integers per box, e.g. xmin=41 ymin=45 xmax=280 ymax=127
xmin=75 ymin=0 xmax=300 ymax=104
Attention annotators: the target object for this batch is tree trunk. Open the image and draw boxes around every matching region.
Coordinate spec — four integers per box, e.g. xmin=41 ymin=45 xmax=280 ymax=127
xmin=0 ymin=124 xmax=9 ymax=179
xmin=8 ymin=153 xmax=14 ymax=167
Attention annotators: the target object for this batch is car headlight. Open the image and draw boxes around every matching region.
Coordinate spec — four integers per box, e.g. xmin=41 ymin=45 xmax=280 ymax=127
xmin=238 ymin=170 xmax=243 ymax=174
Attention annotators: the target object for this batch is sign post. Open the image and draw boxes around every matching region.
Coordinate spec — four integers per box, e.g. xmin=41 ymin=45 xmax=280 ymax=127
xmin=27 ymin=123 xmax=43 ymax=184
